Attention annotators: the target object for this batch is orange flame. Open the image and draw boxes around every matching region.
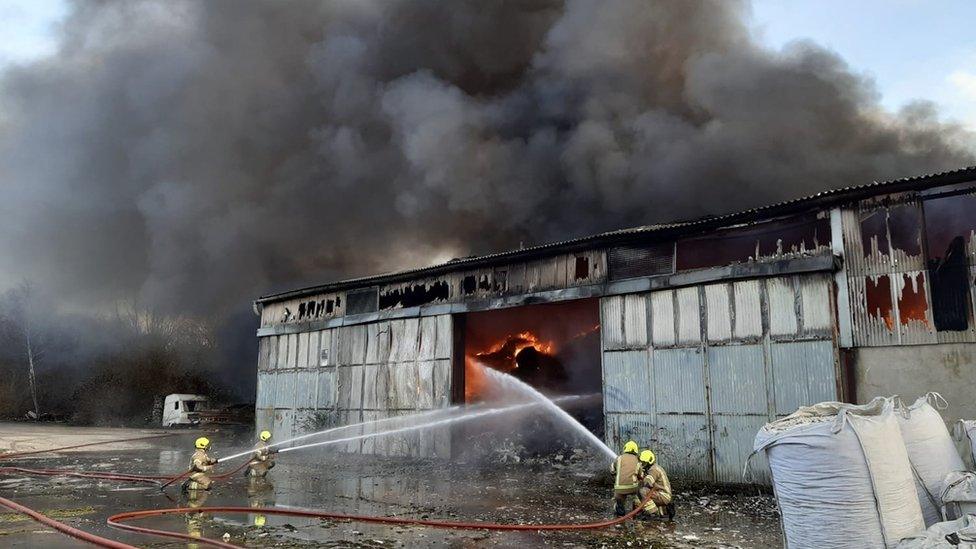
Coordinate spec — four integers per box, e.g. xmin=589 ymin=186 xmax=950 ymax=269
xmin=465 ymin=330 xmax=555 ymax=402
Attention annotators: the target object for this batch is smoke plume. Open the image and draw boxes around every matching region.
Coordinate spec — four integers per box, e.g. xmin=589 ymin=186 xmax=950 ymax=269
xmin=0 ymin=1 xmax=972 ymax=397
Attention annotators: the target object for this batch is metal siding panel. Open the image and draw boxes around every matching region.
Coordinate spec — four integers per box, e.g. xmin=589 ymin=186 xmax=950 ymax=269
xmin=287 ymin=334 xmax=298 ymax=368
xmin=770 ymin=341 xmax=838 ymax=416
xmin=604 ymin=412 xmax=654 ymax=454
xmin=651 ymin=290 xmax=676 ymax=346
xmin=361 ymin=364 xmax=388 ymax=410
xmin=602 ymin=350 xmax=653 ymax=413
xmin=434 ymin=315 xmax=452 ymax=360
xmin=256 ymin=373 xmax=276 ymax=408
xmin=336 ymin=366 xmax=364 ymax=411
xmin=273 ymin=409 xmax=295 ymax=439
xmin=366 ymin=322 xmax=391 ymax=364
xmin=433 ymin=359 xmax=452 ymax=408
xmin=601 ymin=296 xmax=626 ymax=350
xmin=267 ymin=336 xmax=278 ymax=371
xmin=276 ymin=336 xmax=289 ymax=369
xmin=316 ymin=368 xmax=336 ymax=408
xmin=733 ymin=280 xmax=763 ymax=340
xmin=275 ymin=371 xmax=295 ymax=408
xmin=707 ymin=345 xmax=767 ymax=414
xmin=295 ymin=370 xmax=318 ymax=408
xmin=297 ymin=332 xmax=310 ymax=368
xmin=654 ymin=348 xmax=706 ymax=413
xmin=398 ymin=319 xmax=420 ymax=363
xmin=418 ymin=317 xmax=438 ymax=361
xmin=257 ymin=338 xmax=270 ymax=372
xmin=712 ymin=415 xmax=770 ymax=484
xmin=389 ymin=362 xmax=419 ymax=409
xmin=800 ymin=275 xmax=833 ymax=333
xmin=705 ymin=284 xmax=732 ymax=342
xmin=417 ymin=360 xmax=436 ymax=409
xmin=307 ymin=331 xmax=320 ymax=367
xmin=623 ymin=294 xmax=648 ymax=348
xmin=767 ymin=277 xmax=798 ymax=336
xmin=255 ymin=408 xmax=274 ymax=434
xmin=676 ymin=287 xmax=702 ymax=344
xmin=655 ymin=414 xmax=711 ymax=481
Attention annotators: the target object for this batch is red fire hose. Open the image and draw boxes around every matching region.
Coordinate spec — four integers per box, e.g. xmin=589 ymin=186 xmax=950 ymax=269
xmin=1 ymin=435 xmax=650 ymax=548
xmin=0 ymin=495 xmax=138 ymax=549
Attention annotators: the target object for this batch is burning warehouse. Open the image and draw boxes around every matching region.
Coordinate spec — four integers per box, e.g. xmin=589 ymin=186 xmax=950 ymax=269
xmin=253 ymin=166 xmax=976 ymax=484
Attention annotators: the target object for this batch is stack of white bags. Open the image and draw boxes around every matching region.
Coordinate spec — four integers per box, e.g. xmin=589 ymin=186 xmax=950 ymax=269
xmin=753 ymin=394 xmax=976 ymax=549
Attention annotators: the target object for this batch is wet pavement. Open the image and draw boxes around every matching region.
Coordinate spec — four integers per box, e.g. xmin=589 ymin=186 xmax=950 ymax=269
xmin=0 ymin=426 xmax=782 ymax=548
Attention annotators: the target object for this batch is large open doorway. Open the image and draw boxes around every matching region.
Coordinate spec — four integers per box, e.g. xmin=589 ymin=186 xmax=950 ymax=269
xmin=451 ymin=299 xmax=603 ymax=456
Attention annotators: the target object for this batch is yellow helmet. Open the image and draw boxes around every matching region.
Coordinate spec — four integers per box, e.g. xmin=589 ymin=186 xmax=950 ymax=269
xmin=254 ymin=515 xmax=266 ymax=527
xmin=194 ymin=437 xmax=211 ymax=450
xmin=623 ymin=440 xmax=639 ymax=454
xmin=639 ymin=449 xmax=656 ymax=465
xmin=259 ymin=430 xmax=272 ymax=442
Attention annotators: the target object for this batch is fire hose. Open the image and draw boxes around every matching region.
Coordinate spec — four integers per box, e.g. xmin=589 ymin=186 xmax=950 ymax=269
xmin=0 ymin=435 xmax=652 ymax=548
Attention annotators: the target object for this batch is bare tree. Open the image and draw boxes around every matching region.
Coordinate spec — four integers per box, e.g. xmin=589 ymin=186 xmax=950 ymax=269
xmin=16 ymin=282 xmax=41 ymax=419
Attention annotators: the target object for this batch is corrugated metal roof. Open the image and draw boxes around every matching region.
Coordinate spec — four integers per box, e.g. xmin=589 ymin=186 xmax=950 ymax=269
xmin=257 ymin=165 xmax=976 ymax=304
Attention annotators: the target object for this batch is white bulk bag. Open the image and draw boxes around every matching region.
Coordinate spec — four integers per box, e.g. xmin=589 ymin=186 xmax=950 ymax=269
xmin=754 ymin=398 xmax=924 ymax=549
xmin=896 ymin=394 xmax=966 ymax=526
xmin=895 ymin=515 xmax=976 ymax=549
xmin=956 ymin=420 xmax=976 ymax=468
xmin=941 ymin=471 xmax=976 ymax=521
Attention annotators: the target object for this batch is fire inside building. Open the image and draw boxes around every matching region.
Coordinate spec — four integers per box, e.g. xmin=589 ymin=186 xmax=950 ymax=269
xmin=253 ymin=167 xmax=976 ymax=484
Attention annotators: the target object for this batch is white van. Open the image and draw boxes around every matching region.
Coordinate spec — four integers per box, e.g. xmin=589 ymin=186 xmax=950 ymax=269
xmin=161 ymin=394 xmax=211 ymax=427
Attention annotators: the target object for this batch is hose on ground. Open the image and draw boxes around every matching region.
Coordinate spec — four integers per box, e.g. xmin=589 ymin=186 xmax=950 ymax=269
xmin=106 ymin=495 xmax=654 ymax=548
xmin=0 ymin=495 xmax=138 ymax=549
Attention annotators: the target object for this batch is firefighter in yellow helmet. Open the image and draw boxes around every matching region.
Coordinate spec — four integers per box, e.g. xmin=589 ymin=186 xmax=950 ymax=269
xmin=184 ymin=436 xmax=218 ymax=492
xmin=246 ymin=430 xmax=276 ymax=479
xmin=638 ymin=449 xmax=674 ymax=520
xmin=610 ymin=440 xmax=642 ymax=516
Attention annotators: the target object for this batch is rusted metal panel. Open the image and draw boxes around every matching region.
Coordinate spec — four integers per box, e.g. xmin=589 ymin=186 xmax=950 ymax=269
xmin=712 ymin=415 xmax=770 ymax=484
xmin=770 ymin=341 xmax=837 ymax=416
xmin=675 ymin=287 xmax=701 ymax=344
xmin=434 ymin=315 xmax=452 ymax=360
xmin=767 ymin=277 xmax=798 ymax=337
xmin=256 ymin=373 xmax=276 ymax=408
xmin=707 ymin=345 xmax=766 ymax=414
xmin=623 ymin=294 xmax=648 ymax=348
xmin=601 ymin=296 xmax=626 ymax=350
xmin=604 ymin=412 xmax=655 ymax=454
xmin=733 ymin=280 xmax=763 ymax=340
xmin=705 ymin=283 xmax=732 ymax=343
xmin=655 ymin=414 xmax=712 ymax=482
xmin=654 ymin=348 xmax=706 ymax=413
xmin=603 ymin=350 xmax=653 ymax=414
xmin=651 ymin=290 xmax=675 ymax=346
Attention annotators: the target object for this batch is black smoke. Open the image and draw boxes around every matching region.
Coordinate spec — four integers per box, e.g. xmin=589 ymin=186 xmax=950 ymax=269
xmin=0 ymin=0 xmax=972 ymax=408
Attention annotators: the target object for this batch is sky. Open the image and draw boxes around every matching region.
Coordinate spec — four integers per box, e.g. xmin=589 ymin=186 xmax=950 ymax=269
xmin=750 ymin=0 xmax=976 ymax=129
xmin=1 ymin=0 xmax=973 ymax=128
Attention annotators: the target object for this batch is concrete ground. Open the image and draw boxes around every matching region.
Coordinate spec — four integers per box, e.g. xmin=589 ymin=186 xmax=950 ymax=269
xmin=0 ymin=422 xmax=782 ymax=548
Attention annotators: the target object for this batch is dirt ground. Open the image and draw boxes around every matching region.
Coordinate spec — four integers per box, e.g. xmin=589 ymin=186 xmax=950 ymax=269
xmin=0 ymin=423 xmax=782 ymax=548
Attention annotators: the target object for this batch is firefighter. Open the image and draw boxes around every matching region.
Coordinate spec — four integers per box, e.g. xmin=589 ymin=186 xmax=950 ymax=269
xmin=638 ymin=449 xmax=674 ymax=520
xmin=610 ymin=440 xmax=642 ymax=516
xmin=247 ymin=430 xmax=276 ymax=479
xmin=184 ymin=436 xmax=218 ymax=492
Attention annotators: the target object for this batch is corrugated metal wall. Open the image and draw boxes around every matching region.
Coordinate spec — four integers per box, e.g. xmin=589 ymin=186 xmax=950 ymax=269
xmin=601 ymin=273 xmax=839 ymax=484
xmin=255 ymin=315 xmax=453 ymax=457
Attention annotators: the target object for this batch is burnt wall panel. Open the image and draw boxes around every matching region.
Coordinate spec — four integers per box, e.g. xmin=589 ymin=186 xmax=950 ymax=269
xmin=609 ymin=243 xmax=675 ymax=280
